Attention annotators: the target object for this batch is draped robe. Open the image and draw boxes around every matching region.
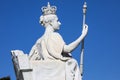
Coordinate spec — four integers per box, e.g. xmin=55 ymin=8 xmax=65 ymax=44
xmin=29 ymin=32 xmax=81 ymax=80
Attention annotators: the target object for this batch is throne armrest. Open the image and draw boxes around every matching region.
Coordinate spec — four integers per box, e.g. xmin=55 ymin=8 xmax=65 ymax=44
xmin=11 ymin=50 xmax=32 ymax=70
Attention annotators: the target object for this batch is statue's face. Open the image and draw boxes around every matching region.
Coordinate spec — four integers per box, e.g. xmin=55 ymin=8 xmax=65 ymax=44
xmin=40 ymin=14 xmax=61 ymax=30
xmin=51 ymin=15 xmax=61 ymax=30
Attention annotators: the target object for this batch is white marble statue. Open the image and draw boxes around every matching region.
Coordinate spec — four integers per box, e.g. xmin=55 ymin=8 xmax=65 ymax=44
xmin=11 ymin=2 xmax=88 ymax=80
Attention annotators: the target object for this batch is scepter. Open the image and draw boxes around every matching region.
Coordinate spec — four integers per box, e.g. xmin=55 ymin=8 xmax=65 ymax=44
xmin=80 ymin=1 xmax=87 ymax=79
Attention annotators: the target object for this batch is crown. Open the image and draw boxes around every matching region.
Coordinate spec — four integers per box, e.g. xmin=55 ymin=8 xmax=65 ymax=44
xmin=41 ymin=2 xmax=57 ymax=15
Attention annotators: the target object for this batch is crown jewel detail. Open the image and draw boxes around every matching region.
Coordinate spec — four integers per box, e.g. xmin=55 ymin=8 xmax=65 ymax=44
xmin=41 ymin=2 xmax=57 ymax=15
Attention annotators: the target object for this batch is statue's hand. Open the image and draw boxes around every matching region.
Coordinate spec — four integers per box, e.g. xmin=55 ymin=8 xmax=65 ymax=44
xmin=82 ymin=24 xmax=88 ymax=36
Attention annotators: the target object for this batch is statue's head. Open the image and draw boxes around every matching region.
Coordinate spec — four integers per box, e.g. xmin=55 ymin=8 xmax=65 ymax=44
xmin=39 ymin=2 xmax=61 ymax=30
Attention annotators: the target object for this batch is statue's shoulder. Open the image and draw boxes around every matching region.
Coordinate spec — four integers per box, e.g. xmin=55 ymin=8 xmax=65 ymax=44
xmin=50 ymin=32 xmax=63 ymax=40
xmin=36 ymin=36 xmax=44 ymax=44
xmin=47 ymin=32 xmax=65 ymax=44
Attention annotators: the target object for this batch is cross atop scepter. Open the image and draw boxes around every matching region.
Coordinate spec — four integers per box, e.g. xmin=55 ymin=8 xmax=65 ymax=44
xmin=83 ymin=2 xmax=87 ymax=14
xmin=83 ymin=2 xmax=87 ymax=26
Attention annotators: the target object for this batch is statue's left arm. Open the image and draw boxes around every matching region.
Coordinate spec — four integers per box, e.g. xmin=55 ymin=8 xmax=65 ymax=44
xmin=29 ymin=38 xmax=42 ymax=60
xmin=63 ymin=24 xmax=88 ymax=53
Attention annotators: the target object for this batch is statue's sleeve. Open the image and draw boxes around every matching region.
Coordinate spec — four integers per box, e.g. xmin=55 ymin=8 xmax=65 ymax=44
xmin=46 ymin=33 xmax=65 ymax=59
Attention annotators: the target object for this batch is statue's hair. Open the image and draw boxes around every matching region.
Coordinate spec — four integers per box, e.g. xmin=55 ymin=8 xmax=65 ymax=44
xmin=39 ymin=15 xmax=46 ymax=27
xmin=39 ymin=14 xmax=57 ymax=27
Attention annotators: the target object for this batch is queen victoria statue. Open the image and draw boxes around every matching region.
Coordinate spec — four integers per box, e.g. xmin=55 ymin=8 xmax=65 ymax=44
xmin=11 ymin=2 xmax=88 ymax=80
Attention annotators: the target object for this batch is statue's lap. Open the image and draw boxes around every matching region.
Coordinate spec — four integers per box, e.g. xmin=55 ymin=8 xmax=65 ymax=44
xmin=31 ymin=60 xmax=66 ymax=80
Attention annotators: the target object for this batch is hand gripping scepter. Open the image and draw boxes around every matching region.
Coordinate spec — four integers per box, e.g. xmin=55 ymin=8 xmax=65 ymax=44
xmin=80 ymin=2 xmax=87 ymax=79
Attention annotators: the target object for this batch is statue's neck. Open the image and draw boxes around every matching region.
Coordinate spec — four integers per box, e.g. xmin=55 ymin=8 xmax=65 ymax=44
xmin=44 ymin=25 xmax=54 ymax=35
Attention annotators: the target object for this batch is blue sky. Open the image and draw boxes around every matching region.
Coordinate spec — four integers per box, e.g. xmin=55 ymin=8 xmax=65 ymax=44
xmin=0 ymin=0 xmax=120 ymax=80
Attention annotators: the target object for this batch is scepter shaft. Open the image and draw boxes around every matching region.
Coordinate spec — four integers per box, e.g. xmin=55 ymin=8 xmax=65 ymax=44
xmin=80 ymin=2 xmax=87 ymax=78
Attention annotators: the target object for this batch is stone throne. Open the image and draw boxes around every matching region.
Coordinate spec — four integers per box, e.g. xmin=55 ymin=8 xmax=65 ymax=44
xmin=11 ymin=2 xmax=88 ymax=80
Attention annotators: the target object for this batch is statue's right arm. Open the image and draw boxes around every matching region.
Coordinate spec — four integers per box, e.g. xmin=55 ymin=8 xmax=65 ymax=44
xmin=63 ymin=24 xmax=88 ymax=53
